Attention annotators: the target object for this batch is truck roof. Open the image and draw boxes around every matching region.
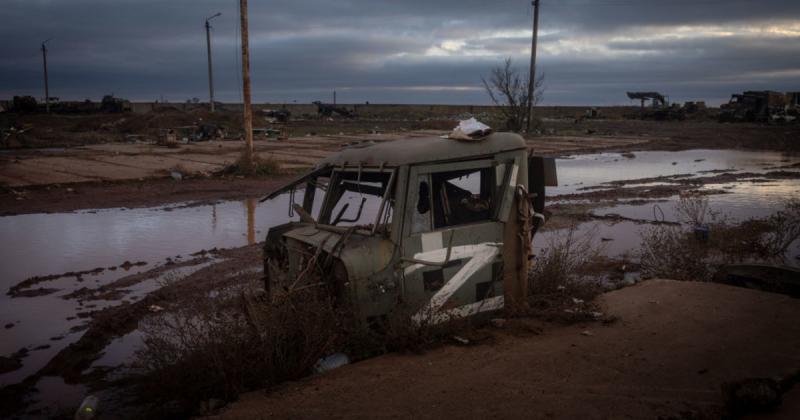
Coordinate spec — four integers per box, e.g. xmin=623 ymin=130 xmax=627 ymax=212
xmin=317 ymin=132 xmax=527 ymax=168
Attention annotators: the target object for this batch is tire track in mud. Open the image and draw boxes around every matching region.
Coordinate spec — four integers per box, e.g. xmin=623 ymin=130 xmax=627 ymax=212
xmin=0 ymin=245 xmax=263 ymax=417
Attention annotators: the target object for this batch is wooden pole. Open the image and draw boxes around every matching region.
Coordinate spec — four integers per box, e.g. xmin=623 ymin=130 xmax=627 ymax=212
xmin=526 ymin=0 xmax=540 ymax=132
xmin=42 ymin=41 xmax=50 ymax=113
xmin=240 ymin=0 xmax=254 ymax=165
xmin=206 ymin=19 xmax=215 ymax=113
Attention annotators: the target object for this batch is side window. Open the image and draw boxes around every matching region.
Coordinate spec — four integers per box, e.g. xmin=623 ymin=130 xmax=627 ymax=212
xmin=431 ymin=167 xmax=495 ymax=229
xmin=411 ymin=176 xmax=432 ymax=233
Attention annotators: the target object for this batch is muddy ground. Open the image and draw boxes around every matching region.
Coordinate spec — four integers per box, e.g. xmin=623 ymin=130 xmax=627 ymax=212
xmin=1 ymin=108 xmax=799 ymax=418
xmin=2 ymin=108 xmax=798 ymax=216
xmin=0 ymin=176 xmax=290 ymax=216
xmin=0 ymin=245 xmax=265 ymax=418
xmin=217 ymin=280 xmax=800 ymax=419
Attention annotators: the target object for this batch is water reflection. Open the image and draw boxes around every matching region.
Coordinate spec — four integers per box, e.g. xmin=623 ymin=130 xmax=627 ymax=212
xmin=246 ymin=198 xmax=256 ymax=245
xmin=552 ymin=149 xmax=800 ymax=195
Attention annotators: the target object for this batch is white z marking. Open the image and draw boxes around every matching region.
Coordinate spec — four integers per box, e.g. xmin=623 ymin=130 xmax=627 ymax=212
xmin=406 ymin=242 xmax=503 ymax=324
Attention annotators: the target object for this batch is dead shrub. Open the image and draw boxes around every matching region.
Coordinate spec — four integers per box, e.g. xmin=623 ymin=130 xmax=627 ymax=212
xmin=639 ymin=197 xmax=800 ymax=281
xmin=223 ymin=152 xmax=281 ymax=177
xmin=525 ymin=225 xmax=606 ymax=322
xmin=379 ymin=305 xmax=472 ymax=354
xmin=132 ymin=278 xmax=471 ymax=416
xmin=762 ymin=199 xmax=800 ymax=259
xmin=639 ymin=225 xmax=712 ymax=281
xmin=675 ymin=191 xmax=718 ymax=227
xmin=133 ymin=287 xmax=344 ymax=416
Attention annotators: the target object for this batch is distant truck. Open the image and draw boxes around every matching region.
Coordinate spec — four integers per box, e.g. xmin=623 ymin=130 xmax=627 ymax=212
xmin=720 ymin=91 xmax=788 ymax=123
xmin=261 ymin=133 xmax=556 ymax=325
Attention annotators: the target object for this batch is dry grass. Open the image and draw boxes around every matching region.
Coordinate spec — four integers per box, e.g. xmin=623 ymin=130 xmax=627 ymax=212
xmin=133 ymin=287 xmax=345 ymax=417
xmin=222 ymin=152 xmax=281 ymax=177
xmin=524 ymin=225 xmax=606 ymax=323
xmin=639 ymin=195 xmax=800 ymax=281
xmin=132 ymin=279 xmax=467 ymax=416
xmin=638 ymin=224 xmax=713 ymax=281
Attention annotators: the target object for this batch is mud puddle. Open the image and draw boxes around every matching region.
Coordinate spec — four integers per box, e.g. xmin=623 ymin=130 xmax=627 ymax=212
xmin=552 ymin=149 xmax=800 ymax=195
xmin=0 ymin=194 xmax=307 ymax=394
xmin=544 ymin=149 xmax=800 ymax=272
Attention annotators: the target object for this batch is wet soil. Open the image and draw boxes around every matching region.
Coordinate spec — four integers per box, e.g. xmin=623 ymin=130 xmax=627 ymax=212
xmin=545 ymin=119 xmax=800 ymax=153
xmin=0 ymin=244 xmax=262 ymax=417
xmin=218 ymin=280 xmax=800 ymax=420
xmin=0 ymin=357 xmax=22 ymax=375
xmin=3 ymin=116 xmax=799 ymax=416
xmin=0 ymin=175 xmax=291 ymax=216
xmin=5 ymin=114 xmax=797 ymax=216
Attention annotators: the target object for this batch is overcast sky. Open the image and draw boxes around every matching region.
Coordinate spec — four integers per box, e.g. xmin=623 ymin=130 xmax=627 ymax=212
xmin=2 ymin=0 xmax=799 ymax=105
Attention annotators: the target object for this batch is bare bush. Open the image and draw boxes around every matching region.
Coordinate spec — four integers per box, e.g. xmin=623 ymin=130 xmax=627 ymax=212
xmin=525 ymin=225 xmax=606 ymax=322
xmin=133 ymin=279 xmax=470 ymax=415
xmin=482 ymin=58 xmax=544 ymax=133
xmin=639 ymin=225 xmax=712 ymax=281
xmin=763 ymin=198 xmax=800 ymax=260
xmin=134 ymin=287 xmax=344 ymax=416
xmin=675 ymin=192 xmax=717 ymax=227
xmin=639 ymin=197 xmax=800 ymax=281
xmin=223 ymin=152 xmax=281 ymax=177
xmin=382 ymin=305 xmax=471 ymax=354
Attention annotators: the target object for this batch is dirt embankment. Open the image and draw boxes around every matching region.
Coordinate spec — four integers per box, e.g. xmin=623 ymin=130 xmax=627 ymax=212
xmin=218 ymin=280 xmax=800 ymax=420
xmin=0 ymin=176 xmax=291 ymax=216
xmin=545 ymin=119 xmax=800 ymax=153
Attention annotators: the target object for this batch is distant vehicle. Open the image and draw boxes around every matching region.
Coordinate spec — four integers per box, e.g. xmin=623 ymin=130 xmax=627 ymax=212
xmin=11 ymin=96 xmax=38 ymax=113
xmin=101 ymin=95 xmax=132 ymax=113
xmin=262 ymin=108 xmax=291 ymax=123
xmin=261 ymin=132 xmax=557 ymax=325
xmin=313 ymin=101 xmax=356 ymax=119
xmin=719 ymin=91 xmax=787 ymax=123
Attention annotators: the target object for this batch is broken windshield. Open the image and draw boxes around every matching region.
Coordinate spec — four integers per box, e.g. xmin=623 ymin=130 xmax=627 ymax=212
xmin=319 ymin=169 xmax=395 ymax=231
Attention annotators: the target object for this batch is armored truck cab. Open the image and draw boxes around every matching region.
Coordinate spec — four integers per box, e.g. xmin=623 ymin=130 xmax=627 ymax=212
xmin=261 ymin=132 xmax=556 ymax=325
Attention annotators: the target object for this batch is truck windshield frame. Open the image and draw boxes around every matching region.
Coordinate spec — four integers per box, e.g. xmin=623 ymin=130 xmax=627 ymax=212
xmin=318 ymin=167 xmax=397 ymax=234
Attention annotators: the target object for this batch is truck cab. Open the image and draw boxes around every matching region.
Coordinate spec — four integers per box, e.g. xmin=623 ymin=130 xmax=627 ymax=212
xmin=261 ymin=132 xmax=555 ymax=325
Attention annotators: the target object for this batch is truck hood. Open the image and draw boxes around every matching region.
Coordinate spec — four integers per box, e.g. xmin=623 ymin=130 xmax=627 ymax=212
xmin=283 ymin=225 xmax=395 ymax=281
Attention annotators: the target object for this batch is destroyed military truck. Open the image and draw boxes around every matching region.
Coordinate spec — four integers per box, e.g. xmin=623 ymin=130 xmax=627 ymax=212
xmin=719 ymin=91 xmax=787 ymax=123
xmin=260 ymin=132 xmax=556 ymax=326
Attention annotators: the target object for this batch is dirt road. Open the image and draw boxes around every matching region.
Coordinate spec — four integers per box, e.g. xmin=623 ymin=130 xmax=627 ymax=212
xmin=218 ymin=280 xmax=800 ymax=419
xmin=0 ymin=131 xmax=648 ymax=187
xmin=0 ymin=176 xmax=291 ymax=215
xmin=0 ymin=130 xmax=647 ymax=215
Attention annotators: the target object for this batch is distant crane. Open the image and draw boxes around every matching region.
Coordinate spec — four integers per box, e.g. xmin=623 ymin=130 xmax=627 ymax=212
xmin=627 ymin=92 xmax=667 ymax=110
xmin=205 ymin=12 xmax=221 ymax=113
xmin=41 ymin=38 xmax=52 ymax=113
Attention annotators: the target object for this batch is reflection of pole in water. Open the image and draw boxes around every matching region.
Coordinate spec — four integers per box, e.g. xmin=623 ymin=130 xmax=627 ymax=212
xmin=246 ymin=198 xmax=256 ymax=245
xmin=212 ymin=204 xmax=217 ymax=231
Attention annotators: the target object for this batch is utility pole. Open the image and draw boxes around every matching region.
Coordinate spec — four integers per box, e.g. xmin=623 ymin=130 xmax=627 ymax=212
xmin=41 ymin=39 xmax=52 ymax=113
xmin=205 ymin=12 xmax=221 ymax=113
xmin=526 ymin=0 xmax=540 ymax=132
xmin=239 ymin=0 xmax=254 ymax=164
xmin=333 ymin=90 xmax=336 ymax=106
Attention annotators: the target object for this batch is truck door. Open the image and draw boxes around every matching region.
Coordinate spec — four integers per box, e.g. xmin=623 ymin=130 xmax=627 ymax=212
xmin=400 ymin=159 xmax=517 ymax=323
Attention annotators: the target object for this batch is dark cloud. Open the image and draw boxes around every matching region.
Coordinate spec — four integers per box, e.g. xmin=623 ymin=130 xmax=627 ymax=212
xmin=1 ymin=0 xmax=799 ymax=105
